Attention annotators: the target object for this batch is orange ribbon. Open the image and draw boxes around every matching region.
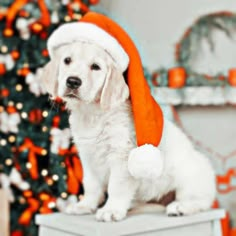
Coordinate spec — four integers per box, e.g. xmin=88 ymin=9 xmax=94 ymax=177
xmin=38 ymin=192 xmax=56 ymax=214
xmin=19 ymin=191 xmax=56 ymax=226
xmin=5 ymin=0 xmax=28 ymax=28
xmin=18 ymin=138 xmax=44 ymax=180
xmin=37 ymin=0 xmax=51 ymax=27
xmin=59 ymin=146 xmax=83 ymax=194
xmin=217 ymin=168 xmax=236 ymax=194
xmin=5 ymin=0 xmax=50 ymax=29
xmin=18 ymin=197 xmax=40 ymax=226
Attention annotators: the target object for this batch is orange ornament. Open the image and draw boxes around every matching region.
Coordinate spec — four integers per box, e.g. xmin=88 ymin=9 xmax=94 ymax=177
xmin=6 ymin=105 xmax=17 ymax=113
xmin=1 ymin=88 xmax=10 ymax=97
xmin=3 ymin=28 xmax=14 ymax=37
xmin=39 ymin=192 xmax=51 ymax=201
xmin=11 ymin=50 xmax=20 ymax=60
xmin=168 ymin=67 xmax=187 ymax=88
xmin=23 ymin=190 xmax=33 ymax=198
xmin=42 ymin=49 xmax=49 ymax=57
xmin=30 ymin=22 xmax=43 ymax=34
xmin=52 ymin=115 xmax=60 ymax=127
xmin=17 ymin=67 xmax=30 ymax=77
xmin=0 ymin=63 xmax=6 ymax=75
xmin=228 ymin=69 xmax=236 ymax=86
xmin=55 ymin=96 xmax=63 ymax=103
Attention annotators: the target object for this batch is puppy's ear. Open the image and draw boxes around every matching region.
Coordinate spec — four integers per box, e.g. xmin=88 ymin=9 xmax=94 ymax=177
xmin=40 ymin=59 xmax=59 ymax=98
xmin=100 ymin=65 xmax=129 ymax=110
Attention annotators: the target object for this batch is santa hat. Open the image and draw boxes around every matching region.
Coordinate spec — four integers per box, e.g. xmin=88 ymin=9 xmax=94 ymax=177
xmin=47 ymin=12 xmax=164 ymax=179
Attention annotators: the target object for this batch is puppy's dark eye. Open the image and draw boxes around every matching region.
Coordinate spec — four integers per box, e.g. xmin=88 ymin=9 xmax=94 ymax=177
xmin=64 ymin=57 xmax=72 ymax=65
xmin=91 ymin=63 xmax=101 ymax=71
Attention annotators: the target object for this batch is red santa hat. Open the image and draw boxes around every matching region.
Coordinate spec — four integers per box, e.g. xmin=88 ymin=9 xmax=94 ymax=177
xmin=47 ymin=12 xmax=164 ymax=179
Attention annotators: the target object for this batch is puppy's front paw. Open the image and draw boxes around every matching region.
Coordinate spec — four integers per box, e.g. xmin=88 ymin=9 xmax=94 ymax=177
xmin=96 ymin=207 xmax=127 ymax=222
xmin=65 ymin=201 xmax=94 ymax=215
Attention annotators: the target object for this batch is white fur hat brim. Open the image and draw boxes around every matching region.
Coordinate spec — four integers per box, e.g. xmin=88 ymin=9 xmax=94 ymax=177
xmin=47 ymin=22 xmax=129 ymax=72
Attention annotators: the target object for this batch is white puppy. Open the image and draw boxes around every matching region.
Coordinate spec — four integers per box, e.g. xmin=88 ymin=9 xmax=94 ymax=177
xmin=41 ymin=41 xmax=216 ymax=222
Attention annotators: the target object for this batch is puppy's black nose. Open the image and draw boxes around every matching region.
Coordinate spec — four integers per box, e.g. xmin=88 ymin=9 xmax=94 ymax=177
xmin=66 ymin=77 xmax=82 ymax=89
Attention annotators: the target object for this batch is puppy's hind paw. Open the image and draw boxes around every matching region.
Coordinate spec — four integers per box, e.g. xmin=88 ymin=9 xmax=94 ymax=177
xmin=166 ymin=201 xmax=185 ymax=216
xmin=96 ymin=208 xmax=127 ymax=222
xmin=166 ymin=200 xmax=204 ymax=216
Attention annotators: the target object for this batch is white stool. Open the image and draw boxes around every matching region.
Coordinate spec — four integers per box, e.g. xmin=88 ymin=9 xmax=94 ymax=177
xmin=36 ymin=209 xmax=225 ymax=236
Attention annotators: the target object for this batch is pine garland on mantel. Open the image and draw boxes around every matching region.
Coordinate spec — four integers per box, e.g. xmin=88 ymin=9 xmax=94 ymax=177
xmin=176 ymin=11 xmax=236 ymax=69
xmin=150 ymin=69 xmax=227 ymax=88
xmin=150 ymin=11 xmax=236 ymax=89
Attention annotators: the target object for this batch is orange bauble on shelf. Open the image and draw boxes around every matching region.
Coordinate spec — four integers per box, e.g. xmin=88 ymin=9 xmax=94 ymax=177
xmin=228 ymin=69 xmax=236 ymax=86
xmin=168 ymin=67 xmax=187 ymax=88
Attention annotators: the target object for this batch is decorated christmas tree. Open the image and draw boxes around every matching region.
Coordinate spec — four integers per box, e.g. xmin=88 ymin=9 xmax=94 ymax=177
xmin=0 ymin=0 xmax=98 ymax=235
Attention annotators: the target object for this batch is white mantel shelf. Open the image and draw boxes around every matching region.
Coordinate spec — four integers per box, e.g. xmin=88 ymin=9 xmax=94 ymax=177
xmin=36 ymin=209 xmax=225 ymax=236
xmin=153 ymin=87 xmax=236 ymax=105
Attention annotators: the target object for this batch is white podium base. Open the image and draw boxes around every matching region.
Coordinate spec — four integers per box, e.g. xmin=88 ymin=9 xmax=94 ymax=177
xmin=36 ymin=209 xmax=225 ymax=236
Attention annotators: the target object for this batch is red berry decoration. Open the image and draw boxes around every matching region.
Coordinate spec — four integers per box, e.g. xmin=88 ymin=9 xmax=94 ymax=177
xmin=29 ymin=109 xmax=43 ymax=124
xmin=17 ymin=67 xmax=30 ymax=77
xmin=40 ymin=31 xmax=48 ymax=39
xmin=11 ymin=50 xmax=20 ymax=60
xmin=0 ymin=63 xmax=6 ymax=75
xmin=0 ymin=88 xmax=10 ymax=97
xmin=42 ymin=49 xmax=49 ymax=57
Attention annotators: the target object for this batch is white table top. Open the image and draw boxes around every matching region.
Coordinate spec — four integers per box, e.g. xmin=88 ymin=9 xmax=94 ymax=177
xmin=36 ymin=209 xmax=225 ymax=236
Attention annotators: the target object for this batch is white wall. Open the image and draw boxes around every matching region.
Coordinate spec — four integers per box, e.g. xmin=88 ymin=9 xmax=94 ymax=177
xmin=93 ymin=0 xmax=236 ymax=71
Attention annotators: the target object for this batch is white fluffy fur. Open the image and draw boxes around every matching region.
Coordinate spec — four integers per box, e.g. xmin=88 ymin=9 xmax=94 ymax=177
xmin=41 ymin=41 xmax=216 ymax=222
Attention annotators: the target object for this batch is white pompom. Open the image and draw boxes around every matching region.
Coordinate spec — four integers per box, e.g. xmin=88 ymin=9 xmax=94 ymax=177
xmin=128 ymin=144 xmax=164 ymax=179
